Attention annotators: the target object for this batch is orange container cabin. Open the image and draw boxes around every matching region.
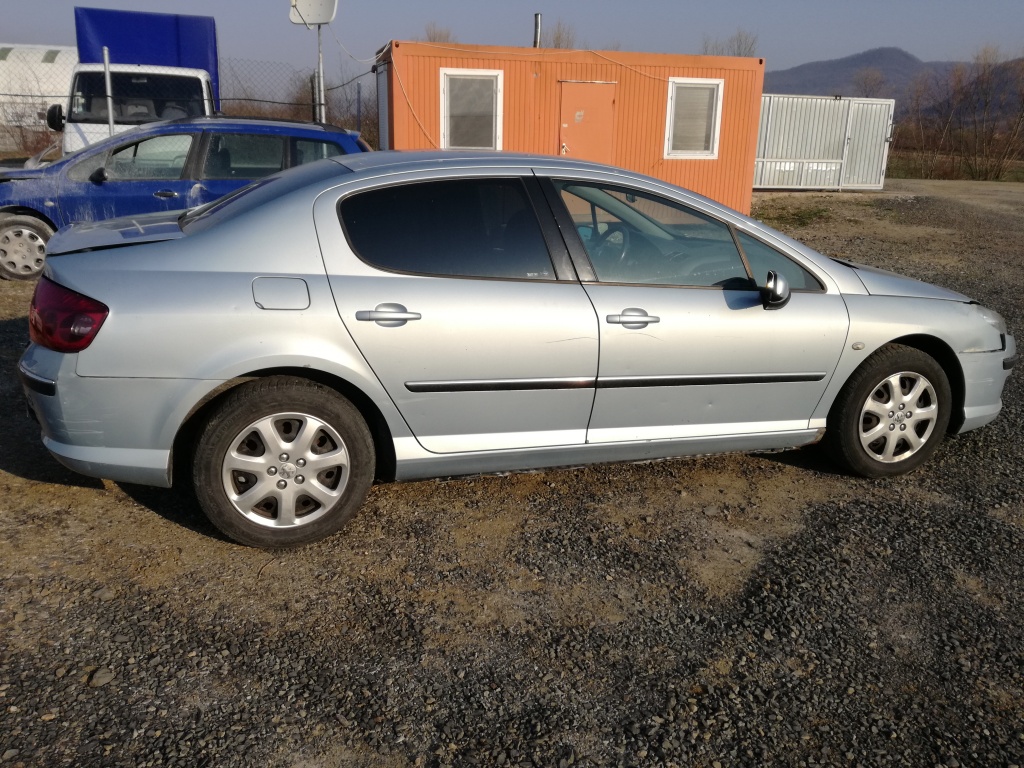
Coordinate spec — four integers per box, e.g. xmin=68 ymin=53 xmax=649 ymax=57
xmin=374 ymin=41 xmax=765 ymax=214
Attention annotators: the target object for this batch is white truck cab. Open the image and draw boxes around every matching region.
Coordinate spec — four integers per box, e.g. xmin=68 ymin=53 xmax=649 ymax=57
xmin=47 ymin=63 xmax=215 ymax=154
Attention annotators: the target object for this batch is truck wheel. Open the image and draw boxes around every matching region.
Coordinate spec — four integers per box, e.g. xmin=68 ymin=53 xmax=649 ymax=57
xmin=0 ymin=215 xmax=53 ymax=280
xmin=826 ymin=344 xmax=951 ymax=478
xmin=193 ymin=376 xmax=375 ymax=548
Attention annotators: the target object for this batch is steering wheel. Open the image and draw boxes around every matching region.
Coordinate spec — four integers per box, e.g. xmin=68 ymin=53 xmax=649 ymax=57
xmin=591 ymin=222 xmax=631 ymax=265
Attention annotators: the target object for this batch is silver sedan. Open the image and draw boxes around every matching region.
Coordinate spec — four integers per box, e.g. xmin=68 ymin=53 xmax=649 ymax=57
xmin=19 ymin=152 xmax=1017 ymax=547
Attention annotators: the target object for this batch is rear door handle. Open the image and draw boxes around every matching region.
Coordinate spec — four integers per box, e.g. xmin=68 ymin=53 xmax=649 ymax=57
xmin=606 ymin=307 xmax=660 ymax=329
xmin=153 ymin=189 xmax=178 ymax=199
xmin=355 ymin=303 xmax=422 ymax=327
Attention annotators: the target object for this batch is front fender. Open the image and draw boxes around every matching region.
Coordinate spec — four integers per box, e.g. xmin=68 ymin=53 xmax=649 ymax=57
xmin=810 ymin=295 xmax=998 ymax=425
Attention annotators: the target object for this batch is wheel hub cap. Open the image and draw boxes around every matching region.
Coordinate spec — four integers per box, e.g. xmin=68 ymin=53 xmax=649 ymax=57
xmin=859 ymin=371 xmax=938 ymax=463
xmin=1 ymin=228 xmax=46 ymax=276
xmin=221 ymin=413 xmax=349 ymax=529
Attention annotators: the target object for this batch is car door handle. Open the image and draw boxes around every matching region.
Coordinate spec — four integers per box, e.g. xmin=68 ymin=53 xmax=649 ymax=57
xmin=153 ymin=189 xmax=178 ymax=199
xmin=606 ymin=307 xmax=660 ymax=329
xmin=355 ymin=303 xmax=422 ymax=327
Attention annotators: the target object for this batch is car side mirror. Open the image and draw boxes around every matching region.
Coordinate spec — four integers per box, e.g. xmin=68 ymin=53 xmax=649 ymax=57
xmin=89 ymin=167 xmax=109 ymax=184
xmin=761 ymin=270 xmax=791 ymax=310
xmin=46 ymin=103 xmax=65 ymax=132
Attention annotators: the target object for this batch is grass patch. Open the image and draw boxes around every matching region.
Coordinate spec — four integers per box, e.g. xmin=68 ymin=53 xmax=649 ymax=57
xmin=886 ymin=151 xmax=1024 ymax=183
xmin=750 ymin=202 xmax=832 ymax=230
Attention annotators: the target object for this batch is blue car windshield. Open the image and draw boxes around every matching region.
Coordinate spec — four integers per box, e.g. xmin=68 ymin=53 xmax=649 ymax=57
xmin=181 ymin=160 xmax=352 ymax=234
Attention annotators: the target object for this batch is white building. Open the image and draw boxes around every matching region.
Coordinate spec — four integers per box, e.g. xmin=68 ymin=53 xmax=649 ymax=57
xmin=0 ymin=43 xmax=77 ymax=152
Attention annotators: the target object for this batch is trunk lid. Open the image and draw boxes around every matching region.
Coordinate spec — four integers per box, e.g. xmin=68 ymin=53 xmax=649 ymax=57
xmin=46 ymin=210 xmax=187 ymax=256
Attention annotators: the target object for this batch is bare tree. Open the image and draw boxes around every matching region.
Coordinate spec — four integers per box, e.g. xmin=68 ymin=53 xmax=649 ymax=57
xmin=220 ymin=60 xmax=314 ymax=120
xmin=894 ymin=70 xmax=952 ymax=178
xmin=421 ymin=22 xmax=457 ymax=43
xmin=893 ymin=46 xmax=1024 ymax=180
xmin=852 ymin=67 xmax=888 ymax=98
xmin=327 ymin=73 xmax=379 ymax=147
xmin=541 ymin=19 xmax=580 ymax=49
xmin=701 ymin=29 xmax=758 ymax=57
xmin=950 ymin=47 xmax=1024 ymax=180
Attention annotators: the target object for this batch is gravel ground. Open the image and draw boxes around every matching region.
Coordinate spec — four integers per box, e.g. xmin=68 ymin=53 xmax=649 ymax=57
xmin=1 ymin=180 xmax=1022 ymax=767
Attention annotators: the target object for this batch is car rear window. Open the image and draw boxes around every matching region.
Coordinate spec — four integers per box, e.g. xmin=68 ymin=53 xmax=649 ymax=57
xmin=296 ymin=139 xmax=343 ymax=165
xmin=182 ymin=160 xmax=351 ymax=234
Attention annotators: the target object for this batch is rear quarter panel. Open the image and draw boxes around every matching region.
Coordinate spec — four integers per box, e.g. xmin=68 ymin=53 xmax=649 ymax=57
xmin=46 ymin=191 xmax=410 ymax=447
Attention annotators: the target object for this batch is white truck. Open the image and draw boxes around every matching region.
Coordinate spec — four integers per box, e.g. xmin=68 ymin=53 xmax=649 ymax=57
xmin=45 ymin=8 xmax=219 ymax=155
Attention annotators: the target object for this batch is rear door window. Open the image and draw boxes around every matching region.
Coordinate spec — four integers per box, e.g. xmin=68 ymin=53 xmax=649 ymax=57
xmin=201 ymin=134 xmax=286 ymax=180
xmin=339 ymin=178 xmax=555 ymax=280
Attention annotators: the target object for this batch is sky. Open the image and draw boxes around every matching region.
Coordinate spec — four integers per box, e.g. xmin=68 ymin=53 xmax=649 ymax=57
xmin=5 ymin=0 xmax=1024 ymax=79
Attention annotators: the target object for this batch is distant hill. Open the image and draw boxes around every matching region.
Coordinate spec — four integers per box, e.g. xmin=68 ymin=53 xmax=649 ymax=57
xmin=764 ymin=47 xmax=956 ymax=102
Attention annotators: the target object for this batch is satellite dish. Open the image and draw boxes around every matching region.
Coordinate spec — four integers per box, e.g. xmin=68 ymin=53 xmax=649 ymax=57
xmin=289 ymin=0 xmax=337 ymax=26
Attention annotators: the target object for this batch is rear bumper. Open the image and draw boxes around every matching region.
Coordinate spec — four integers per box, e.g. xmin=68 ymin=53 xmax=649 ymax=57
xmin=42 ymin=436 xmax=171 ymax=487
xmin=18 ymin=347 xmax=207 ymax=488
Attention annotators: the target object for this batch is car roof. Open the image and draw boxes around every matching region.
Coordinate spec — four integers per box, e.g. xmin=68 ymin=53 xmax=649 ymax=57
xmin=25 ymin=117 xmax=362 ymax=175
xmin=333 ymin=150 xmax=641 ymax=178
xmin=328 ymin=150 xmax=740 ymax=221
xmin=161 ymin=115 xmax=360 ymax=136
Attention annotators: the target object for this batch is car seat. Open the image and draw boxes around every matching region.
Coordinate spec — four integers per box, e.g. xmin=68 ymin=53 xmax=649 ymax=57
xmin=160 ymin=102 xmax=188 ymax=120
xmin=122 ymin=98 xmax=155 ymax=119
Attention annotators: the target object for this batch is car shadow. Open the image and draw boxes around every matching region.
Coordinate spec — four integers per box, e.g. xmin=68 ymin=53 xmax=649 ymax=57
xmin=756 ymin=442 xmax=852 ymax=477
xmin=115 ymin=481 xmax=231 ymax=542
xmin=0 ymin=411 xmax=107 ymax=488
xmin=1 ymin=334 xmax=107 ymax=489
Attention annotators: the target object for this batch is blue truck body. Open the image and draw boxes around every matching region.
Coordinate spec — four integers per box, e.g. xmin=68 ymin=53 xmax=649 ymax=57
xmin=74 ymin=7 xmax=220 ymax=106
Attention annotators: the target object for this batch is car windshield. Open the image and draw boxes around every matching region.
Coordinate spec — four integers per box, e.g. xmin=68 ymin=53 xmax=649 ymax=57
xmin=69 ymin=72 xmax=205 ymax=124
xmin=181 ymin=159 xmax=352 ymax=234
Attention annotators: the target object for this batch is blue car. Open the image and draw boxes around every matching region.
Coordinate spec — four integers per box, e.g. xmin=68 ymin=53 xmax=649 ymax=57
xmin=0 ymin=116 xmax=369 ymax=279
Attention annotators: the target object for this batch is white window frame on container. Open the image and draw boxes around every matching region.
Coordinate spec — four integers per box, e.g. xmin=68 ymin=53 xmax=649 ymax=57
xmin=440 ymin=68 xmax=503 ymax=151
xmin=664 ymin=77 xmax=724 ymax=159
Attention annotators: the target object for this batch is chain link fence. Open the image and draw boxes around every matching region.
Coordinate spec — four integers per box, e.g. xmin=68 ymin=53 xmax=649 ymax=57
xmin=219 ymin=58 xmax=378 ymax=147
xmin=0 ymin=44 xmax=77 ymax=157
xmin=1 ymin=44 xmax=378 ymax=160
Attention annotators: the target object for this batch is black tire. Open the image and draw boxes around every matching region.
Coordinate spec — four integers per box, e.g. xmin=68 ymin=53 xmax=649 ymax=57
xmin=0 ymin=214 xmax=53 ymax=280
xmin=826 ymin=344 xmax=951 ymax=478
xmin=193 ymin=376 xmax=375 ymax=548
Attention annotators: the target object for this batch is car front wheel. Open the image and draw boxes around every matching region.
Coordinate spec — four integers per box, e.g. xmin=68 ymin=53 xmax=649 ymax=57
xmin=826 ymin=344 xmax=951 ymax=478
xmin=193 ymin=377 xmax=375 ymax=548
xmin=0 ymin=214 xmax=53 ymax=280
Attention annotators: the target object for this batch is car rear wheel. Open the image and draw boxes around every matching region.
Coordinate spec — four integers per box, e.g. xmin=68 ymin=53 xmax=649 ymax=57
xmin=0 ymin=214 xmax=53 ymax=280
xmin=826 ymin=344 xmax=951 ymax=478
xmin=193 ymin=377 xmax=375 ymax=548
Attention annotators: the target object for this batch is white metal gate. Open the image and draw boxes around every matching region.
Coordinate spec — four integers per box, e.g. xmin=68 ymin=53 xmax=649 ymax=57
xmin=754 ymin=95 xmax=894 ymax=191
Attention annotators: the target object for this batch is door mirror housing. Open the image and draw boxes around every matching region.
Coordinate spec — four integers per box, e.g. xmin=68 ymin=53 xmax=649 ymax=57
xmin=46 ymin=104 xmax=65 ymax=132
xmin=761 ymin=270 xmax=791 ymax=310
xmin=89 ymin=167 xmax=109 ymax=184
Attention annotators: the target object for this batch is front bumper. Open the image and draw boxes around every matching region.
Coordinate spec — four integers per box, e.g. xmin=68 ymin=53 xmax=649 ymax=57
xmin=957 ymin=333 xmax=1016 ymax=434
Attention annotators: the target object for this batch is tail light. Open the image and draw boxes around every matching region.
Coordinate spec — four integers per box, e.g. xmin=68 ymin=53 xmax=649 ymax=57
xmin=29 ymin=277 xmax=109 ymax=353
